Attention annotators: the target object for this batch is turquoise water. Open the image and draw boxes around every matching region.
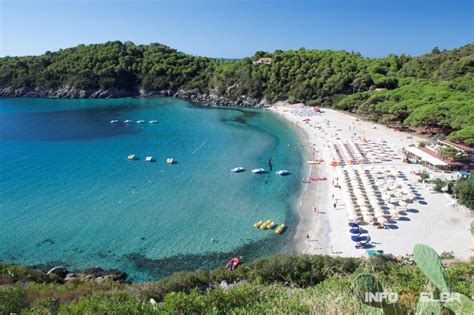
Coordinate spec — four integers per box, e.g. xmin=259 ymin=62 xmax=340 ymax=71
xmin=0 ymin=97 xmax=303 ymax=282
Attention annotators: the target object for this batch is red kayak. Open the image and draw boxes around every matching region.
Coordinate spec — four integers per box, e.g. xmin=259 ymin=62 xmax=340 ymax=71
xmin=226 ymin=257 xmax=239 ymax=270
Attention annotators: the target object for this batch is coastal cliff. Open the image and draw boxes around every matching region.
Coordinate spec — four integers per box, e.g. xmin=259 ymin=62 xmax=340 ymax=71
xmin=0 ymin=86 xmax=264 ymax=107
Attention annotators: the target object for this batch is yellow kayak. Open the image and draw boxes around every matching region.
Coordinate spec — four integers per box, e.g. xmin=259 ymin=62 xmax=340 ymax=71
xmin=275 ymin=224 xmax=286 ymax=234
xmin=307 ymin=160 xmax=320 ymax=164
xmin=260 ymin=220 xmax=271 ymax=229
xmin=253 ymin=220 xmax=263 ymax=228
xmin=266 ymin=221 xmax=275 ymax=229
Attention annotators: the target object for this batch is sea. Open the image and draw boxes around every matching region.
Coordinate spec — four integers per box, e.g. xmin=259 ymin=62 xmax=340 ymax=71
xmin=0 ymin=97 xmax=304 ymax=282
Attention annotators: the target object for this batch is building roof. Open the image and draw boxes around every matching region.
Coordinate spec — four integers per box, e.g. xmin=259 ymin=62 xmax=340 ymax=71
xmin=438 ymin=140 xmax=474 ymax=153
xmin=405 ymin=146 xmax=448 ymax=166
xmin=420 ymin=147 xmax=469 ymax=166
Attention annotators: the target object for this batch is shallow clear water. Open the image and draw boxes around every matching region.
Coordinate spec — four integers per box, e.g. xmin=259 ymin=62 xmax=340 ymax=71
xmin=0 ymin=97 xmax=303 ymax=281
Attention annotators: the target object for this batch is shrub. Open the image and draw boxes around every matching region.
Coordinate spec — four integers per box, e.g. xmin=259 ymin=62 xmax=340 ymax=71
xmin=419 ymin=170 xmax=430 ymax=183
xmin=453 ymin=179 xmax=474 ymax=209
xmin=57 ymin=291 xmax=152 ymax=314
xmin=0 ymin=285 xmax=28 ymax=314
xmin=433 ymin=178 xmax=447 ymax=192
xmin=141 ymin=271 xmax=210 ymax=301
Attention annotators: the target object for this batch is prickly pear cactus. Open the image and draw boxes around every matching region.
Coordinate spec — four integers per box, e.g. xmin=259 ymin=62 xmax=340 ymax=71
xmin=361 ymin=303 xmax=384 ymax=315
xmin=354 ymin=274 xmax=383 ymax=304
xmin=415 ymin=298 xmax=442 ymax=315
xmin=412 ymin=244 xmax=449 ymax=293
xmin=444 ymin=293 xmax=474 ymax=314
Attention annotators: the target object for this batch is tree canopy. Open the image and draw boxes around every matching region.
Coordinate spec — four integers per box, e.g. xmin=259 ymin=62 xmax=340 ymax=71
xmin=0 ymin=41 xmax=473 ymax=144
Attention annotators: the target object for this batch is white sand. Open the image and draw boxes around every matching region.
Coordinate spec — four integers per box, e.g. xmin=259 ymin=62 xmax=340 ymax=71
xmin=269 ymin=102 xmax=473 ymax=259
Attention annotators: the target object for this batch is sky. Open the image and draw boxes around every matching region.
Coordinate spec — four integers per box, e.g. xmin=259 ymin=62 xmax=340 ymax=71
xmin=0 ymin=0 xmax=472 ymax=58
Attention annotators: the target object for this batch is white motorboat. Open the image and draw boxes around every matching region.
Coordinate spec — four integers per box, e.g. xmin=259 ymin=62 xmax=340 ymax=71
xmin=275 ymin=170 xmax=290 ymax=176
xmin=145 ymin=156 xmax=153 ymax=162
xmin=136 ymin=120 xmax=145 ymax=123
xmin=127 ymin=154 xmax=137 ymax=160
xmin=149 ymin=120 xmax=158 ymax=124
xmin=251 ymin=168 xmax=265 ymax=174
xmin=166 ymin=158 xmax=174 ymax=164
xmin=124 ymin=120 xmax=133 ymax=123
xmin=231 ymin=167 xmax=245 ymax=173
xmin=110 ymin=119 xmax=119 ymax=123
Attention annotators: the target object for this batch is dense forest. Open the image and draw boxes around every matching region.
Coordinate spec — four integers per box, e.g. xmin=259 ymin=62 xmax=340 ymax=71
xmin=0 ymin=42 xmax=473 ymax=144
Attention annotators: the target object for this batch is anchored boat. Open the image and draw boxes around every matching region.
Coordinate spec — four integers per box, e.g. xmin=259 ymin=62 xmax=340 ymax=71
xmin=145 ymin=156 xmax=154 ymax=162
xmin=275 ymin=224 xmax=286 ymax=234
xmin=166 ymin=158 xmax=174 ymax=164
xmin=231 ymin=167 xmax=245 ymax=173
xmin=251 ymin=168 xmax=265 ymax=174
xmin=127 ymin=154 xmax=137 ymax=160
xmin=275 ymin=170 xmax=290 ymax=176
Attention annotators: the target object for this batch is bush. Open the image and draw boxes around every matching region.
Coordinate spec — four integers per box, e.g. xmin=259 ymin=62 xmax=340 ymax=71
xmin=453 ymin=179 xmax=474 ymax=209
xmin=57 ymin=291 xmax=152 ymax=314
xmin=433 ymin=178 xmax=447 ymax=192
xmin=0 ymin=285 xmax=28 ymax=314
xmin=419 ymin=170 xmax=430 ymax=183
xmin=142 ymin=271 xmax=210 ymax=301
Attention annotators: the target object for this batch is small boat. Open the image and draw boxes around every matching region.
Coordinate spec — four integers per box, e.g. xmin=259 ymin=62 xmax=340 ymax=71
xmin=124 ymin=120 xmax=133 ymax=123
xmin=110 ymin=120 xmax=119 ymax=123
xmin=127 ymin=154 xmax=137 ymax=160
xmin=149 ymin=120 xmax=158 ymax=124
xmin=166 ymin=158 xmax=174 ymax=164
xmin=136 ymin=120 xmax=145 ymax=124
xmin=275 ymin=224 xmax=286 ymax=234
xmin=266 ymin=221 xmax=275 ymax=229
xmin=226 ymin=257 xmax=239 ymax=271
xmin=260 ymin=220 xmax=271 ymax=229
xmin=251 ymin=168 xmax=265 ymax=174
xmin=145 ymin=156 xmax=153 ymax=162
xmin=231 ymin=167 xmax=245 ymax=173
xmin=275 ymin=170 xmax=289 ymax=176
xmin=253 ymin=220 xmax=263 ymax=228
xmin=307 ymin=160 xmax=321 ymax=164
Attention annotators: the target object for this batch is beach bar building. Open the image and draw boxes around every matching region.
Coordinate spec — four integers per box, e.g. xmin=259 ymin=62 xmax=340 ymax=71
xmin=404 ymin=140 xmax=474 ymax=172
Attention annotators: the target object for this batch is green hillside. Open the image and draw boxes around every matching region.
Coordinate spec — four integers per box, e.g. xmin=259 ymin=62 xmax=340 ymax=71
xmin=1 ymin=251 xmax=473 ymax=314
xmin=0 ymin=42 xmax=473 ymax=144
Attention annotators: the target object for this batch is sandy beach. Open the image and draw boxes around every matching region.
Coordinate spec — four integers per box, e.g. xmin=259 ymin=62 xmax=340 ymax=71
xmin=270 ymin=102 xmax=473 ymax=259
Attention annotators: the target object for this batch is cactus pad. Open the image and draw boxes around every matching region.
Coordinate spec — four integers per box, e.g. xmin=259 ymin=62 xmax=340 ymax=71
xmin=354 ymin=274 xmax=383 ymax=304
xmin=412 ymin=244 xmax=449 ymax=293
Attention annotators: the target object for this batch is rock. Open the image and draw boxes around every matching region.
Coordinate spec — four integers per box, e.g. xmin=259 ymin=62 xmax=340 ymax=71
xmin=47 ymin=266 xmax=69 ymax=278
xmin=83 ymin=267 xmax=105 ymax=277
xmin=0 ymin=85 xmax=266 ymax=108
xmin=106 ymin=269 xmax=128 ymax=282
xmin=220 ymin=280 xmax=228 ymax=290
xmin=64 ymin=273 xmax=77 ymax=281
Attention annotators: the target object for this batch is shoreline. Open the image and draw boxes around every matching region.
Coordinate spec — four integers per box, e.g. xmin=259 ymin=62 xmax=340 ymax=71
xmin=269 ymin=102 xmax=473 ymax=259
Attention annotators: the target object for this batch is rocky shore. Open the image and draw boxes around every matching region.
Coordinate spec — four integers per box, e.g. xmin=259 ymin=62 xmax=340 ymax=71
xmin=46 ymin=266 xmax=128 ymax=283
xmin=0 ymin=86 xmax=265 ymax=108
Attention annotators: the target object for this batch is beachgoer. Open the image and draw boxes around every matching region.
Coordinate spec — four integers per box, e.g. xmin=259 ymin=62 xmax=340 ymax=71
xmin=306 ymin=234 xmax=309 ymax=239
xmin=333 ymin=203 xmax=336 ymax=208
